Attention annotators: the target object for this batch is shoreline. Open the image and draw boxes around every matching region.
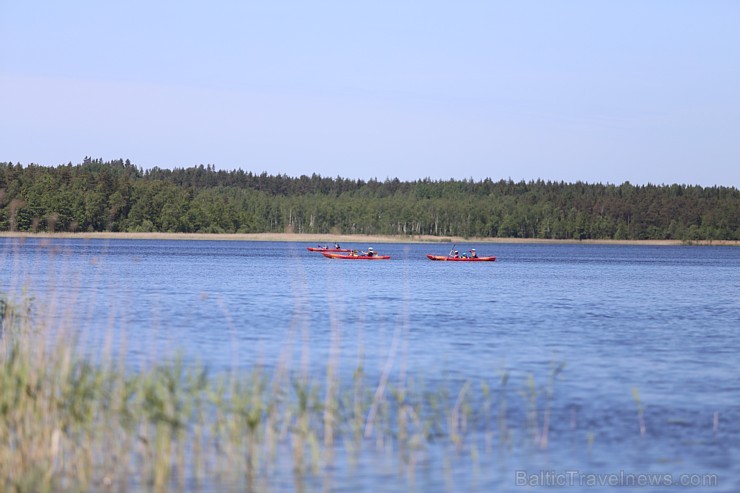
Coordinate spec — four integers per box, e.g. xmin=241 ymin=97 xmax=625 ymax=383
xmin=1 ymin=231 xmax=738 ymax=246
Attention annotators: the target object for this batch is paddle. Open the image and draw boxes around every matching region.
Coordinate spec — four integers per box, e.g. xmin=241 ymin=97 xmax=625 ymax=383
xmin=448 ymin=243 xmax=456 ymax=258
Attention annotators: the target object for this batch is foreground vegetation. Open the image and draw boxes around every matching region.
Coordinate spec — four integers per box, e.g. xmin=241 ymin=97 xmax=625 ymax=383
xmin=1 ymin=294 xmax=571 ymax=493
xmin=1 ymin=158 xmax=739 ymax=240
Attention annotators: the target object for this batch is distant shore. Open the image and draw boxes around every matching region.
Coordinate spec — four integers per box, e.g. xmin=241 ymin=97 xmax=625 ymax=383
xmin=1 ymin=231 xmax=738 ymax=246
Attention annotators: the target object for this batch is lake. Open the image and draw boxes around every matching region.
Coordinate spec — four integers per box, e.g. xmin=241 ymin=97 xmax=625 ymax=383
xmin=2 ymin=238 xmax=739 ymax=492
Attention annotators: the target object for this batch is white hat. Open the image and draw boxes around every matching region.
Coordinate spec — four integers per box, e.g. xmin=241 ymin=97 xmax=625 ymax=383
xmin=368 ymin=247 xmax=373 ymax=251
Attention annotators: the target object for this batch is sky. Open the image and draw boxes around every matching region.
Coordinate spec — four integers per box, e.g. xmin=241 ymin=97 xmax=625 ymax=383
xmin=1 ymin=1 xmax=739 ymax=186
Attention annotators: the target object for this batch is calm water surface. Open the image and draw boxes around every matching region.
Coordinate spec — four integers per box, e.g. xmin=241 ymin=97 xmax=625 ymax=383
xmin=2 ymin=238 xmax=739 ymax=492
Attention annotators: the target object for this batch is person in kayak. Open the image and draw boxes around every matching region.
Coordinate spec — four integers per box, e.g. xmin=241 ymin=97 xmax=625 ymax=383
xmin=453 ymin=250 xmax=459 ymax=258
xmin=364 ymin=247 xmax=376 ymax=257
xmin=470 ymin=249 xmax=478 ymax=258
xmin=335 ymin=243 xmax=341 ymax=249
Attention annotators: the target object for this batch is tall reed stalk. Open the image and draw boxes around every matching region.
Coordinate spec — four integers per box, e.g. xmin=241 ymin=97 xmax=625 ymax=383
xmin=0 ymin=293 xmax=657 ymax=493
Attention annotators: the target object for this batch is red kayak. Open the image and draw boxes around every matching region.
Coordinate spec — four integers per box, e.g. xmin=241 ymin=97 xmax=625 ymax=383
xmin=322 ymin=252 xmax=390 ymax=260
xmin=307 ymin=247 xmax=351 ymax=252
xmin=426 ymin=254 xmax=496 ymax=262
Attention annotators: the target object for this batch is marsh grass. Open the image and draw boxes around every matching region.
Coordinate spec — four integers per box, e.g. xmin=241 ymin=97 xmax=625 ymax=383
xmin=0 ymin=292 xmax=592 ymax=493
xmin=632 ymin=387 xmax=647 ymax=437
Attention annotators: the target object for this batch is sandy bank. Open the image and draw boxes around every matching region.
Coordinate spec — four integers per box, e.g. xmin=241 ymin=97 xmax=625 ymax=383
xmin=1 ymin=231 xmax=738 ymax=246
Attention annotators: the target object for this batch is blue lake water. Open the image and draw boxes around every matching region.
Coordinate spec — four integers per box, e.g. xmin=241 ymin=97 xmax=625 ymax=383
xmin=2 ymin=238 xmax=739 ymax=492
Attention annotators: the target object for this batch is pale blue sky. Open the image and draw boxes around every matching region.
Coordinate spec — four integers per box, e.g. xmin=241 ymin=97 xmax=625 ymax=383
xmin=1 ymin=1 xmax=738 ymax=186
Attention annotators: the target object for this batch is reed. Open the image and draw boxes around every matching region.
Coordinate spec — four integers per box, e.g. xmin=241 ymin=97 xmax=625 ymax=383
xmin=0 ymin=293 xmax=655 ymax=493
xmin=632 ymin=386 xmax=647 ymax=437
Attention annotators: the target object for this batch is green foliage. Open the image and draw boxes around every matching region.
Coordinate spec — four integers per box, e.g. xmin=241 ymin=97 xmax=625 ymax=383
xmin=2 ymin=291 xmax=582 ymax=492
xmin=1 ymin=159 xmax=739 ymax=240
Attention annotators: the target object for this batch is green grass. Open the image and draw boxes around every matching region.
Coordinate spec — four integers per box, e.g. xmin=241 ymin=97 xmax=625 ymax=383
xmin=0 ymin=294 xmax=574 ymax=493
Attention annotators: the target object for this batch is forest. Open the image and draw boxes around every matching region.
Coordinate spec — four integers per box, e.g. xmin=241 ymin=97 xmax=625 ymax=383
xmin=1 ymin=158 xmax=739 ymax=240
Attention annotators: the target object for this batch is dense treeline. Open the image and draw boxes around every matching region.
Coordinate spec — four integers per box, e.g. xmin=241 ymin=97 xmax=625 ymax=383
xmin=1 ymin=158 xmax=739 ymax=240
